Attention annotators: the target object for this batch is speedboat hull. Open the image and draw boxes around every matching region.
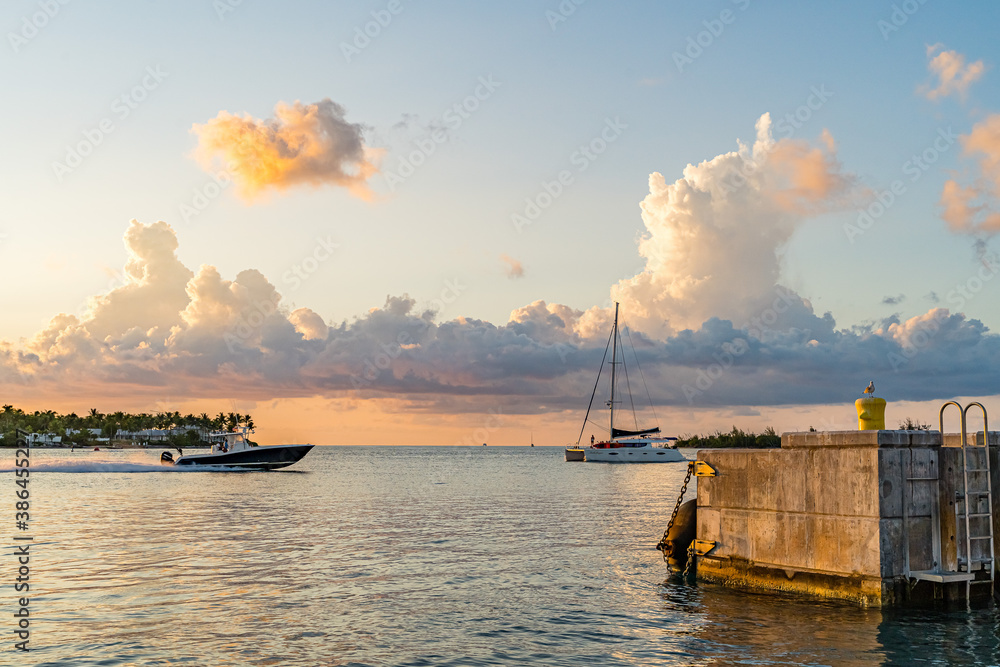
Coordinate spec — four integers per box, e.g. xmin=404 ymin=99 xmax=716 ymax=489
xmin=172 ymin=444 xmax=313 ymax=470
xmin=584 ymin=444 xmax=685 ymax=463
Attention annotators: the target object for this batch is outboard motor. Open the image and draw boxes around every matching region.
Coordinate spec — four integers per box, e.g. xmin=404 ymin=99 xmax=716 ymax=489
xmin=160 ymin=451 xmax=174 ymax=464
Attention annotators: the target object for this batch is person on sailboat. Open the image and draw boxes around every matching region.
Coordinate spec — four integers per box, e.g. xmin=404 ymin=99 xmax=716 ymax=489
xmin=590 ymin=435 xmax=595 ymax=445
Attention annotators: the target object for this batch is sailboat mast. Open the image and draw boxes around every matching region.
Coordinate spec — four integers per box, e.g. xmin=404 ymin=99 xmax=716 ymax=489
xmin=609 ymin=302 xmax=619 ymax=436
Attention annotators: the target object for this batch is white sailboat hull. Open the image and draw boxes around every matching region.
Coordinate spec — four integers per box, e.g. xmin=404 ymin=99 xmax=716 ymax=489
xmin=569 ymin=302 xmax=686 ymax=465
xmin=585 ymin=443 xmax=685 ymax=463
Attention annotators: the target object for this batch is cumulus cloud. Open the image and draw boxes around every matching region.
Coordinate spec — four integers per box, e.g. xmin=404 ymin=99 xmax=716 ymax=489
xmin=919 ymin=44 xmax=985 ymax=101
xmin=611 ymin=113 xmax=858 ymax=336
xmin=940 ymin=114 xmax=1000 ymax=234
xmin=6 ymin=110 xmax=1000 ymax=414
xmin=4 ymin=219 xmax=999 ymax=414
xmin=500 ymin=254 xmax=524 ymax=279
xmin=289 ymin=308 xmax=329 ymax=341
xmin=192 ymin=98 xmax=380 ymax=200
xmin=85 ymin=220 xmax=193 ymax=340
xmin=882 ymin=294 xmax=905 ymax=305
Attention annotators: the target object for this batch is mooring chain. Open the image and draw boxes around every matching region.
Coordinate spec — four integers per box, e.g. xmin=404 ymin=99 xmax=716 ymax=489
xmin=655 ymin=460 xmax=695 ymax=573
xmin=683 ymin=542 xmax=696 ymax=579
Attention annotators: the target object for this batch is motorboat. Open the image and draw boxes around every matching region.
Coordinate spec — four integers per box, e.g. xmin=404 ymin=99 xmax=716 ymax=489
xmin=160 ymin=428 xmax=313 ymax=470
xmin=565 ymin=302 xmax=685 ymax=463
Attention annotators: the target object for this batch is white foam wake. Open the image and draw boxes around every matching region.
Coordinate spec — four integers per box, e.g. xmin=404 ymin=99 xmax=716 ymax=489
xmin=0 ymin=461 xmax=244 ymax=473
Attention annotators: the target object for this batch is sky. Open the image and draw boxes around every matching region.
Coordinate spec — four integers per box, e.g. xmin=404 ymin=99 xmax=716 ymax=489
xmin=2 ymin=0 xmax=1000 ymax=445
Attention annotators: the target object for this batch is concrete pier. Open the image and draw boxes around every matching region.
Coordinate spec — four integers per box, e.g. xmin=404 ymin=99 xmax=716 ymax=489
xmin=695 ymin=430 xmax=999 ymax=606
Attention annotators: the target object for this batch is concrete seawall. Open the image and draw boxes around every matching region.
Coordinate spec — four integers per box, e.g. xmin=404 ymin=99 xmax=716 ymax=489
xmin=695 ymin=430 xmax=999 ymax=606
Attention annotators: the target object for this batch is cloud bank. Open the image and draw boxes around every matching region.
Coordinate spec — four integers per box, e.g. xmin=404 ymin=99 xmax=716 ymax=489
xmin=193 ymin=98 xmax=380 ymax=200
xmin=5 ymin=116 xmax=1000 ymax=415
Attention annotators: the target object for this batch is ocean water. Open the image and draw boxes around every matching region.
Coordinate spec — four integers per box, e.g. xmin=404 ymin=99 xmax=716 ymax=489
xmin=6 ymin=445 xmax=1000 ymax=666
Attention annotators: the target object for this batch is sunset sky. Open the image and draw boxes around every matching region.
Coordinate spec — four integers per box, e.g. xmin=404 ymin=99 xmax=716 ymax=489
xmin=2 ymin=0 xmax=1000 ymax=445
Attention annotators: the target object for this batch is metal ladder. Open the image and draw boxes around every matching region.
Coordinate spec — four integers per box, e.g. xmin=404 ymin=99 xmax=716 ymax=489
xmin=946 ymin=401 xmax=995 ymax=601
xmin=907 ymin=402 xmax=995 ymax=602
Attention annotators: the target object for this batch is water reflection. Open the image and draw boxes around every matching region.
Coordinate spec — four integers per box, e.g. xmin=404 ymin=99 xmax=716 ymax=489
xmin=658 ymin=580 xmax=1000 ymax=666
xmin=12 ymin=447 xmax=1000 ymax=666
xmin=877 ymin=605 xmax=1000 ymax=666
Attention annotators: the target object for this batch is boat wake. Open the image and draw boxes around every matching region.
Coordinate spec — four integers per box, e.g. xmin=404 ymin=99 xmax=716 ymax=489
xmin=0 ymin=461 xmax=247 ymax=474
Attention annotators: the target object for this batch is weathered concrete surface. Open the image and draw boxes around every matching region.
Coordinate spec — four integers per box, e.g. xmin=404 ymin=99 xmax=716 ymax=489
xmin=695 ymin=430 xmax=1000 ymax=607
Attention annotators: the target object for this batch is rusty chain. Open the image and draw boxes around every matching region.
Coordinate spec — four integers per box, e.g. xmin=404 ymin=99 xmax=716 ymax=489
xmin=683 ymin=541 xmax=696 ymax=580
xmin=655 ymin=460 xmax=695 ymax=574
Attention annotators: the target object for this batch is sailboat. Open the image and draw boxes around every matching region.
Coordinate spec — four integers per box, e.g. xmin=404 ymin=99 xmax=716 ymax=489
xmin=565 ymin=303 xmax=685 ymax=463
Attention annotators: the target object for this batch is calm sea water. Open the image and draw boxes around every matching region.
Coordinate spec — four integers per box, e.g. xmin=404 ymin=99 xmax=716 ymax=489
xmin=6 ymin=445 xmax=1000 ymax=666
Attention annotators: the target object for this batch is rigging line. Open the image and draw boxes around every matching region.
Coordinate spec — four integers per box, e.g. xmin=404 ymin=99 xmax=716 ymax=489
xmin=620 ymin=325 xmax=639 ymax=429
xmin=626 ymin=324 xmax=660 ymax=427
xmin=576 ymin=321 xmax=615 ymax=445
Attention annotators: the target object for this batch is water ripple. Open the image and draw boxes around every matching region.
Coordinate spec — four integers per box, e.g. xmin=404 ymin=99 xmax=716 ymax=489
xmin=11 ymin=447 xmax=1000 ymax=665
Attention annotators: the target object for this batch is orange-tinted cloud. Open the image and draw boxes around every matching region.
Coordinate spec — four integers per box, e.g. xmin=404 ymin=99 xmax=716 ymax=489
xmin=500 ymin=254 xmax=524 ymax=279
xmin=965 ymin=114 xmax=1000 ymax=177
xmin=919 ymin=44 xmax=985 ymax=101
xmin=767 ymin=130 xmax=854 ymax=214
xmin=192 ymin=98 xmax=380 ymax=200
xmin=939 ymin=114 xmax=1000 ymax=234
xmin=5 ymin=140 xmax=1000 ymax=436
xmin=611 ymin=114 xmax=857 ymax=335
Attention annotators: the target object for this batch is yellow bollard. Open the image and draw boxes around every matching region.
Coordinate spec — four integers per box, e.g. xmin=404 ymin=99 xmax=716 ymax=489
xmin=855 ymin=396 xmax=886 ymax=430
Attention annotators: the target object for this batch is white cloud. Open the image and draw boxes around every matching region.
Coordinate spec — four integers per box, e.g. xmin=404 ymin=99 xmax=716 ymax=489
xmin=611 ymin=114 xmax=858 ymax=336
xmin=919 ymin=44 xmax=985 ymax=102
xmin=5 ymin=114 xmax=1000 ymax=412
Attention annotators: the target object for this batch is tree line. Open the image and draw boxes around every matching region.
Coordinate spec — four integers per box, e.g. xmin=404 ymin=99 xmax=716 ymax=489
xmin=676 ymin=426 xmax=781 ymax=449
xmin=0 ymin=405 xmax=254 ymax=447
xmin=675 ymin=419 xmax=934 ymax=449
